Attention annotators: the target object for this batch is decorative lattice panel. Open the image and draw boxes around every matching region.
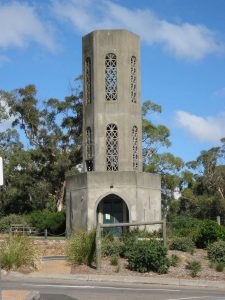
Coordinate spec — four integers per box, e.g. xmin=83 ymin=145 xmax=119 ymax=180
xmin=105 ymin=53 xmax=117 ymax=101
xmin=132 ymin=125 xmax=138 ymax=170
xmin=106 ymin=124 xmax=119 ymax=171
xmin=86 ymin=127 xmax=92 ymax=159
xmin=85 ymin=57 xmax=91 ymax=104
xmin=131 ymin=56 xmax=137 ymax=103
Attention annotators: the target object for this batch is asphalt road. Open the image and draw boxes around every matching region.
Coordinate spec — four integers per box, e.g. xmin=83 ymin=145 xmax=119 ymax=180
xmin=2 ymin=280 xmax=225 ymax=300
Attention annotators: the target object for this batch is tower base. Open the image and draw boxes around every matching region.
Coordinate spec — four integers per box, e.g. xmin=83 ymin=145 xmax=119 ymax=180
xmin=66 ymin=171 xmax=161 ymax=234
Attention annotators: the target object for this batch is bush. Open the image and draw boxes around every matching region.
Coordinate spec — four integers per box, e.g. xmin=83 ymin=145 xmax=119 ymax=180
xmin=215 ymin=262 xmax=225 ymax=272
xmin=170 ymin=237 xmax=195 ymax=254
xmin=195 ymin=220 xmax=225 ymax=248
xmin=26 ymin=210 xmax=66 ymax=235
xmin=102 ymin=234 xmax=124 ymax=257
xmin=0 ymin=214 xmax=27 ymax=232
xmin=126 ymin=239 xmax=169 ymax=273
xmin=110 ymin=256 xmax=119 ymax=266
xmin=207 ymin=240 xmax=225 ymax=263
xmin=185 ymin=260 xmax=201 ymax=277
xmin=169 ymin=254 xmax=180 ymax=267
xmin=0 ymin=235 xmax=39 ymax=271
xmin=168 ymin=216 xmax=200 ymax=239
xmin=66 ymin=229 xmax=95 ymax=265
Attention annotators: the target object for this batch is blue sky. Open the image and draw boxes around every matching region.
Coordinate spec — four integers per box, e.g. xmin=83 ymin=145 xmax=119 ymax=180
xmin=0 ymin=0 xmax=225 ymax=163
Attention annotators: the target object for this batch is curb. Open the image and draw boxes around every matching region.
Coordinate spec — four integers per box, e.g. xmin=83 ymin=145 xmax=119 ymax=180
xmin=7 ymin=272 xmax=225 ymax=289
xmin=25 ymin=291 xmax=40 ymax=300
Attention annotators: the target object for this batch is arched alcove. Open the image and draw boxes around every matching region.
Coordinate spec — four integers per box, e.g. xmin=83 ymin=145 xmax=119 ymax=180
xmin=96 ymin=194 xmax=129 ymax=234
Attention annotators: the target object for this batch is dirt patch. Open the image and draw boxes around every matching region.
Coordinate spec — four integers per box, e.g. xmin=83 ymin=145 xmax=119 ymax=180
xmin=37 ymin=259 xmax=71 ymax=274
xmin=34 ymin=239 xmax=66 ymax=256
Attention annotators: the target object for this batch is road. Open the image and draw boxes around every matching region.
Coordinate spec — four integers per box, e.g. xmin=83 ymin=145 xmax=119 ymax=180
xmin=2 ymin=280 xmax=225 ymax=300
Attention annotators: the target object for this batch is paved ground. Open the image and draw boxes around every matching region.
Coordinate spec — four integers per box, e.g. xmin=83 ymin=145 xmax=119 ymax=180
xmin=2 ymin=280 xmax=225 ymax=300
xmin=1 ymin=258 xmax=225 ymax=299
xmin=2 ymin=290 xmax=30 ymax=300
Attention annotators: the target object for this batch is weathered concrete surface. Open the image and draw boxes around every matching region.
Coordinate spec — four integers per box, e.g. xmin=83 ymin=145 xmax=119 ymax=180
xmin=7 ymin=271 xmax=225 ymax=289
xmin=66 ymin=171 xmax=161 ymax=232
xmin=66 ymin=30 xmax=161 ymax=233
xmin=82 ymin=30 xmax=142 ymax=172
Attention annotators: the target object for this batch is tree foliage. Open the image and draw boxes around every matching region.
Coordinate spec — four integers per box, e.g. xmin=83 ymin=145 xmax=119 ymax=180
xmin=0 ymin=80 xmax=83 ymax=213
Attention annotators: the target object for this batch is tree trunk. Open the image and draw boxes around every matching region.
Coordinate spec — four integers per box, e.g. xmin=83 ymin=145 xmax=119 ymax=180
xmin=56 ymin=180 xmax=66 ymax=212
xmin=218 ymin=187 xmax=224 ymax=199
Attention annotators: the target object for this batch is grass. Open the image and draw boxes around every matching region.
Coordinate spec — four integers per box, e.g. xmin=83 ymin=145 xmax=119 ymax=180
xmin=0 ymin=235 xmax=40 ymax=271
xmin=185 ymin=260 xmax=202 ymax=278
xmin=66 ymin=229 xmax=96 ymax=266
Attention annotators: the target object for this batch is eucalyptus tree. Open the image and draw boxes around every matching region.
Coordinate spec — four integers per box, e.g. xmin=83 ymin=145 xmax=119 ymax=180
xmin=0 ymin=80 xmax=82 ymax=212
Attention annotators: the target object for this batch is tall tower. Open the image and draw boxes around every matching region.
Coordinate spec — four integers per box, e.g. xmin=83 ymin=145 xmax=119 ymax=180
xmin=66 ymin=30 xmax=161 ymax=232
xmin=82 ymin=30 xmax=142 ymax=172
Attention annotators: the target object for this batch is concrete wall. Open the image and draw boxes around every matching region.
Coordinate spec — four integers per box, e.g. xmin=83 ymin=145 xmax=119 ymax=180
xmin=66 ymin=171 xmax=161 ymax=233
xmin=65 ymin=30 xmax=162 ymax=233
xmin=82 ymin=30 xmax=143 ymax=172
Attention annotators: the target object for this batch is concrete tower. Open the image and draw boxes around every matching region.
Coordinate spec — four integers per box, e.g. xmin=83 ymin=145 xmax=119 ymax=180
xmin=66 ymin=30 xmax=161 ymax=233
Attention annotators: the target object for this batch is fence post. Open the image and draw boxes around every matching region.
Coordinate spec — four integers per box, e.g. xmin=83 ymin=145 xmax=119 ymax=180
xmin=162 ymin=219 xmax=167 ymax=247
xmin=44 ymin=229 xmax=48 ymax=240
xmin=96 ymin=224 xmax=101 ymax=271
xmin=217 ymin=216 xmax=221 ymax=225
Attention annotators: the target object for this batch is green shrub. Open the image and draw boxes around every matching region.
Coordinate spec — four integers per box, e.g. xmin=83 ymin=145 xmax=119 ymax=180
xmin=26 ymin=210 xmax=66 ymax=235
xmin=215 ymin=262 xmax=225 ymax=272
xmin=168 ymin=216 xmax=200 ymax=239
xmin=102 ymin=234 xmax=124 ymax=257
xmin=0 ymin=214 xmax=27 ymax=232
xmin=207 ymin=240 xmax=225 ymax=263
xmin=170 ymin=237 xmax=195 ymax=254
xmin=195 ymin=220 xmax=225 ymax=249
xmin=120 ymin=234 xmax=136 ymax=258
xmin=115 ymin=264 xmax=121 ymax=273
xmin=66 ymin=229 xmax=95 ymax=265
xmin=185 ymin=260 xmax=201 ymax=277
xmin=126 ymin=239 xmax=169 ymax=273
xmin=169 ymin=254 xmax=180 ymax=267
xmin=0 ymin=235 xmax=39 ymax=271
xmin=110 ymin=256 xmax=119 ymax=266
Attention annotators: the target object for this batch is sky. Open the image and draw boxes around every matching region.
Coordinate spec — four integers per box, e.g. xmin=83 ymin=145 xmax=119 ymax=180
xmin=0 ymin=0 xmax=225 ymax=163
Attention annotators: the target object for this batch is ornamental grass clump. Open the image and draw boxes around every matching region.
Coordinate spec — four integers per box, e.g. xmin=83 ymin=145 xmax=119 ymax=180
xmin=66 ymin=229 xmax=96 ymax=265
xmin=169 ymin=254 xmax=180 ymax=267
xmin=0 ymin=235 xmax=39 ymax=271
xmin=185 ymin=260 xmax=201 ymax=278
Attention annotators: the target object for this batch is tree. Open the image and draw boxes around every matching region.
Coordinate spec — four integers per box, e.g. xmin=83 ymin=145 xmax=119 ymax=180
xmin=169 ymin=140 xmax=225 ymax=221
xmin=0 ymin=79 xmax=83 ymax=212
xmin=142 ymin=100 xmax=171 ymax=165
xmin=187 ymin=145 xmax=225 ymax=199
xmin=142 ymin=100 xmax=184 ymax=216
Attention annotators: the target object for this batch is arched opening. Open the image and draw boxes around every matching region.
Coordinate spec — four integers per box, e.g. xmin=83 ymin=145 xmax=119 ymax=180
xmin=96 ymin=194 xmax=129 ymax=234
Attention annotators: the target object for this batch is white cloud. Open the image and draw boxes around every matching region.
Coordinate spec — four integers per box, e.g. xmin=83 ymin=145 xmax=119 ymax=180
xmin=0 ymin=2 xmax=56 ymax=51
xmin=175 ymin=110 xmax=225 ymax=142
xmin=52 ymin=0 xmax=224 ymax=60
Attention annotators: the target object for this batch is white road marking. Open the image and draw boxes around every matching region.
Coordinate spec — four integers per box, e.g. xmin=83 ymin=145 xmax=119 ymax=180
xmin=22 ymin=283 xmax=180 ymax=292
xmin=166 ymin=297 xmax=210 ymax=300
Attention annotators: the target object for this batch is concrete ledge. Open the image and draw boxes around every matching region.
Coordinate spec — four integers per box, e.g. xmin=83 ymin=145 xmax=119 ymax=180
xmin=8 ymin=271 xmax=225 ymax=289
xmin=25 ymin=291 xmax=40 ymax=300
